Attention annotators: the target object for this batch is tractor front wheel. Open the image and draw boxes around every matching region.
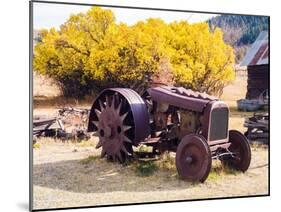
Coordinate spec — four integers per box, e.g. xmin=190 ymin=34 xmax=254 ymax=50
xmin=221 ymin=130 xmax=251 ymax=172
xmin=176 ymin=134 xmax=212 ymax=182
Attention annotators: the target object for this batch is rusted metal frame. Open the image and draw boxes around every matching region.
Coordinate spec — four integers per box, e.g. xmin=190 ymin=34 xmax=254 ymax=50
xmin=208 ymin=139 xmax=229 ymax=146
xmin=33 ymin=118 xmax=56 ymax=127
xmin=244 ymin=121 xmax=268 ymax=128
xmin=247 ymin=132 xmax=268 ymax=139
xmin=153 ymin=141 xmax=178 ymax=153
xmin=209 ymin=142 xmax=231 ymax=152
xmin=211 ymin=151 xmax=235 ymax=160
xmin=33 ymin=117 xmax=64 ymax=137
xmin=59 ymin=107 xmax=90 ymax=115
xmin=33 ymin=119 xmax=57 ymax=136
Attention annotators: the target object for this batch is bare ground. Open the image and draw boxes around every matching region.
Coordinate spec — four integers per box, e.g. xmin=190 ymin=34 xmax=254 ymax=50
xmin=33 ymin=74 xmax=269 ymax=210
xmin=33 ymin=138 xmax=268 ymax=209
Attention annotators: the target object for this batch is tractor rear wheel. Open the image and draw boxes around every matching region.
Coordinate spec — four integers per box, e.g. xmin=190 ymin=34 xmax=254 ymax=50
xmin=88 ymin=88 xmax=150 ymax=163
xmin=176 ymin=134 xmax=212 ymax=182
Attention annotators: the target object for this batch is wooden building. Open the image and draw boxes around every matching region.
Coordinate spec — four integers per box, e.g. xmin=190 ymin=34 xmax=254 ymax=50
xmin=241 ymin=31 xmax=269 ymax=100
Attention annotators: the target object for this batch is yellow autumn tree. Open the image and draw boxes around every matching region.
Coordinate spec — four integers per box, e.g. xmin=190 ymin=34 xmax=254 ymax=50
xmin=34 ymin=6 xmax=235 ymax=97
xmin=86 ymin=18 xmax=172 ymax=90
xmin=169 ymin=21 xmax=235 ymax=95
xmin=34 ymin=7 xmax=116 ymax=96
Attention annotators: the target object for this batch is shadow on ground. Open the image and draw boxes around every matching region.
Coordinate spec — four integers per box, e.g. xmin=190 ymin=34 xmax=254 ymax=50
xmin=33 ymin=157 xmax=192 ymax=194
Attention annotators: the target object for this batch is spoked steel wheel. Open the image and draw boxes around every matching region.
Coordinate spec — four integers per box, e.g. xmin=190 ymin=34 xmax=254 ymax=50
xmin=88 ymin=88 xmax=150 ymax=163
xmin=176 ymin=134 xmax=212 ymax=182
xmin=221 ymin=130 xmax=251 ymax=171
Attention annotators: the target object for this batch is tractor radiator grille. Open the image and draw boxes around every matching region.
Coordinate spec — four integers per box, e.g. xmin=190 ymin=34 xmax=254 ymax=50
xmin=209 ymin=108 xmax=228 ymax=141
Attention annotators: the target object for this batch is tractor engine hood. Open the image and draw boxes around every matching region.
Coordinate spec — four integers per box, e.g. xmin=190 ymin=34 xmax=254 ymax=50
xmin=147 ymin=86 xmax=218 ymax=113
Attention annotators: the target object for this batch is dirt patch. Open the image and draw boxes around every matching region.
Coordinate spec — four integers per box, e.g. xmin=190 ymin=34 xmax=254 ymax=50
xmin=33 ymin=139 xmax=268 ymax=209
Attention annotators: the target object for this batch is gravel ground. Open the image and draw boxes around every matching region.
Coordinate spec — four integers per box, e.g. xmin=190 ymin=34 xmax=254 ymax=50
xmin=32 ymin=138 xmax=268 ymax=210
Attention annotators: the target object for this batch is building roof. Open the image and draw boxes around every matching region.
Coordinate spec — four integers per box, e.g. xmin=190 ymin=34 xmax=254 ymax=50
xmin=240 ymin=31 xmax=268 ymax=66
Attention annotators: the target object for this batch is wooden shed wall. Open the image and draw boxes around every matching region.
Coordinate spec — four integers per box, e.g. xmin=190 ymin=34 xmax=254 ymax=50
xmin=246 ymin=64 xmax=269 ymax=99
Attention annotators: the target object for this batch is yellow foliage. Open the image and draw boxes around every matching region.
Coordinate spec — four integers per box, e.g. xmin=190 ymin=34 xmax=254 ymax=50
xmin=169 ymin=22 xmax=235 ymax=94
xmin=34 ymin=7 xmax=235 ymax=96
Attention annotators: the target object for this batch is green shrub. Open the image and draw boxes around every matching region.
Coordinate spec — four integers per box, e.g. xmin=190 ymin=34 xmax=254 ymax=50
xmin=135 ymin=161 xmax=158 ymax=177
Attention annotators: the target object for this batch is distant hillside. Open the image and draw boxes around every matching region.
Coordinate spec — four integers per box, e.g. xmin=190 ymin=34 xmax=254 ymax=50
xmin=208 ymin=15 xmax=269 ymax=63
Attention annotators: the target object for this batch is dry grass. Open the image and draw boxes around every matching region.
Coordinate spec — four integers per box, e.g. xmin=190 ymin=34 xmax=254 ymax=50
xmin=80 ymin=155 xmax=99 ymax=165
xmin=221 ymin=74 xmax=247 ymax=107
xmin=77 ymin=140 xmax=95 ymax=147
xmin=221 ymin=74 xmax=257 ymax=132
xmin=33 ymin=72 xmax=61 ymax=97
xmin=33 ymin=139 xmax=268 ymax=209
xmin=33 ymin=95 xmax=94 ymax=109
xmin=33 ymin=71 xmax=96 ymax=109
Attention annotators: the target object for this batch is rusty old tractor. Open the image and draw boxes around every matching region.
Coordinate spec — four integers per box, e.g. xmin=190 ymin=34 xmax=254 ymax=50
xmin=88 ymin=86 xmax=251 ymax=182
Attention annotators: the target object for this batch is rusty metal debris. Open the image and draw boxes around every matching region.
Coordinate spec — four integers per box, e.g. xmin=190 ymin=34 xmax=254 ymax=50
xmin=244 ymin=112 xmax=268 ymax=144
xmin=88 ymin=85 xmax=252 ymax=182
xmin=33 ymin=107 xmax=90 ymax=142
xmin=237 ymin=89 xmax=268 ymax=112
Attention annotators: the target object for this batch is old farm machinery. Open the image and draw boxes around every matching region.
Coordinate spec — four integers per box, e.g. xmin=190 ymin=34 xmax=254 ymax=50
xmin=33 ymin=107 xmax=90 ymax=142
xmin=88 ymin=86 xmax=251 ymax=182
xmin=244 ymin=112 xmax=269 ymax=144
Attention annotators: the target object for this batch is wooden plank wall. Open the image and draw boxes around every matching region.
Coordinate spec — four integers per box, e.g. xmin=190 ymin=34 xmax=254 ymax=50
xmin=246 ymin=64 xmax=269 ymax=99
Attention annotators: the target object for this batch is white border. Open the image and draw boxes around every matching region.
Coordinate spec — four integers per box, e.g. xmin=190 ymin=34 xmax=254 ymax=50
xmin=1 ymin=0 xmax=279 ymax=212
